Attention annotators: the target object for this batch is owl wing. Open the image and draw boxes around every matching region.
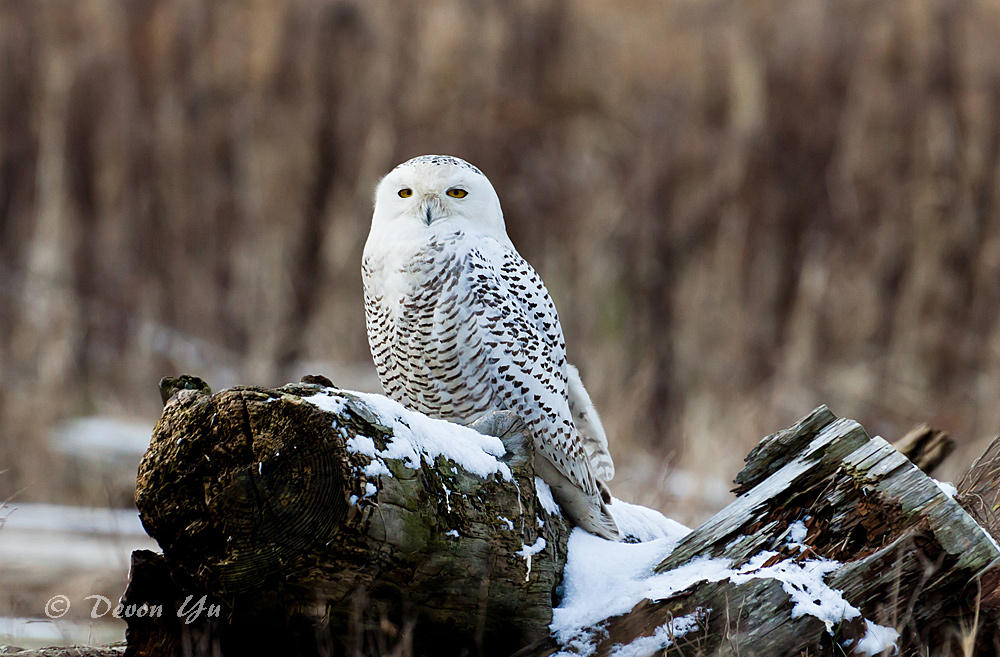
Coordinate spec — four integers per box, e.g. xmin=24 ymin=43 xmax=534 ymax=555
xmin=362 ymin=258 xmax=402 ymax=401
xmin=497 ymin=248 xmax=615 ymax=483
xmin=566 ymin=363 xmax=615 ymax=481
xmin=465 ymin=241 xmax=601 ymax=498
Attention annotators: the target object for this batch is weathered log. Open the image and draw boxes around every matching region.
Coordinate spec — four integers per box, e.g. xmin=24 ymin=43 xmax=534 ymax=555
xmin=132 ymin=380 xmax=568 ymax=656
xmin=128 ymin=380 xmax=1000 ymax=657
xmin=584 ymin=407 xmax=1000 ymax=656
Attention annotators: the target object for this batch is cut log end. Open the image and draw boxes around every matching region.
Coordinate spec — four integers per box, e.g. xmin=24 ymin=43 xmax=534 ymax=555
xmin=134 ymin=381 xmax=569 ymax=655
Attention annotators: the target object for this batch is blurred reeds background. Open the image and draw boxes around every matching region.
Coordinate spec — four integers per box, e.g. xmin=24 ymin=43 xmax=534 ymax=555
xmin=4 ymin=0 xmax=1000 ymax=527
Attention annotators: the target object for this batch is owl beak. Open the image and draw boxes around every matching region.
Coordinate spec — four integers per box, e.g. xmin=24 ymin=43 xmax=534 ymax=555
xmin=419 ymin=197 xmax=444 ymax=225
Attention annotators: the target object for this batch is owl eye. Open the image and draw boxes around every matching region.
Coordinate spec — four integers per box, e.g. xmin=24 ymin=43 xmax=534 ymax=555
xmin=446 ymin=188 xmax=468 ymax=198
xmin=398 ymin=188 xmax=413 ymax=198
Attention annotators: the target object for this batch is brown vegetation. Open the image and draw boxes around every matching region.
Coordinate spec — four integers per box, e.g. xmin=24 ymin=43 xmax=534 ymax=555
xmin=2 ymin=0 xmax=1000 ymax=523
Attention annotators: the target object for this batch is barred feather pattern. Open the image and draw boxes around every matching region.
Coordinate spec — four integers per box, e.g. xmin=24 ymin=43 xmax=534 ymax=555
xmin=363 ymin=230 xmax=617 ymax=537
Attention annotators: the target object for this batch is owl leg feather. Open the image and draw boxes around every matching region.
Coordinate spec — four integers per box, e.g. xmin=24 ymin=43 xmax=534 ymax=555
xmin=468 ymin=411 xmax=620 ymax=540
xmin=535 ymin=455 xmax=620 ymax=541
xmin=465 ymin=410 xmax=526 ymax=440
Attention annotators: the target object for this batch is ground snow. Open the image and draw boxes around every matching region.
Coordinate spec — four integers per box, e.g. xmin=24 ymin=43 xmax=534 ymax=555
xmin=0 ymin=503 xmax=147 ymax=535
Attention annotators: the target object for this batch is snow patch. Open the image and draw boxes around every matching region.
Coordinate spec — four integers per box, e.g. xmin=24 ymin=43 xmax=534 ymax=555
xmin=933 ymin=479 xmax=957 ymax=498
xmin=518 ymin=537 xmax=546 ymax=557
xmin=305 ymin=393 xmax=348 ymax=416
xmin=551 ymin=528 xmax=698 ymax=648
xmin=535 ymin=477 xmax=561 ymax=515
xmin=346 ymin=435 xmax=377 ymax=457
xmin=364 ymin=460 xmax=391 ymax=477
xmin=553 ymin=526 xmax=893 ymax=654
xmin=609 ymin=610 xmax=706 ymax=657
xmin=445 ymin=530 xmax=460 ymax=538
xmin=786 ymin=520 xmax=809 ymax=552
xmin=517 ymin=537 xmax=547 ymax=581
xmin=609 ymin=498 xmax=691 ymax=543
xmin=729 ymin=553 xmax=858 ymax=630
xmin=305 ymin=391 xmax=512 ymax=481
xmin=848 ymin=619 xmax=900 ymax=656
xmin=498 ymin=515 xmax=515 ymax=531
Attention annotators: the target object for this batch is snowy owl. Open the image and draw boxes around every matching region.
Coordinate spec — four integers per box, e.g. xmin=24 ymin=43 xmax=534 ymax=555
xmin=362 ymin=155 xmax=619 ymax=540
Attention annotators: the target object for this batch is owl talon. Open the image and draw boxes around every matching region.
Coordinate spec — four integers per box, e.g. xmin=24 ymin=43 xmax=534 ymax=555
xmin=467 ymin=411 xmax=527 ymax=440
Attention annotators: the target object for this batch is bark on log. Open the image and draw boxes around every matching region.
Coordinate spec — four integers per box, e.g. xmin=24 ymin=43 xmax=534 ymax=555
xmin=126 ymin=380 xmax=1000 ymax=657
xmin=132 ymin=381 xmax=568 ymax=656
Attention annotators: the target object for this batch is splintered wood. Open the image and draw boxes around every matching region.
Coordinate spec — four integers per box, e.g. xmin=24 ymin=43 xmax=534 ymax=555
xmin=593 ymin=407 xmax=1000 ymax=656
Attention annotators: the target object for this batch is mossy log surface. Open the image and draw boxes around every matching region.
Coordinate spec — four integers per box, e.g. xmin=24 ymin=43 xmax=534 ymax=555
xmin=130 ymin=381 xmax=569 ymax=657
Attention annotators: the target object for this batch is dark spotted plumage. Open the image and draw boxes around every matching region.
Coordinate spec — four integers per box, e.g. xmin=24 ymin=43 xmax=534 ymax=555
xmin=365 ymin=232 xmax=603 ymax=495
xmin=392 ymin=154 xmax=484 ymax=176
xmin=363 ymin=155 xmax=618 ymax=539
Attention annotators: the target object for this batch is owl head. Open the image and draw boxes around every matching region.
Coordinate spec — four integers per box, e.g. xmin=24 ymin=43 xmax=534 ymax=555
xmin=370 ymin=155 xmax=511 ymax=246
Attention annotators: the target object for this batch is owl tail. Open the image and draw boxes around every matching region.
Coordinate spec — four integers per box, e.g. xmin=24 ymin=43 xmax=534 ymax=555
xmin=574 ymin=492 xmax=621 ymax=541
xmin=536 ymin=458 xmax=620 ymax=541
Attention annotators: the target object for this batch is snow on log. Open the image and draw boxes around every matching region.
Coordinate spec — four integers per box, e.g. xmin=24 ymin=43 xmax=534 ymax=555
xmin=547 ymin=406 xmax=1000 ymax=657
xmin=122 ymin=379 xmax=1000 ymax=657
xmin=132 ymin=379 xmax=570 ymax=656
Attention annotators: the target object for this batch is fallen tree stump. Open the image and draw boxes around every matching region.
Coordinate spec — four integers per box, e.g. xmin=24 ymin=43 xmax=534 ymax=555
xmin=121 ymin=379 xmax=1000 ymax=657
xmin=132 ymin=379 xmax=567 ymax=656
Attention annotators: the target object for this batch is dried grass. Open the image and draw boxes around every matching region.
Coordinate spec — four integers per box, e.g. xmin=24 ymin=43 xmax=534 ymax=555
xmin=2 ymin=0 xmax=1000 ymax=523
